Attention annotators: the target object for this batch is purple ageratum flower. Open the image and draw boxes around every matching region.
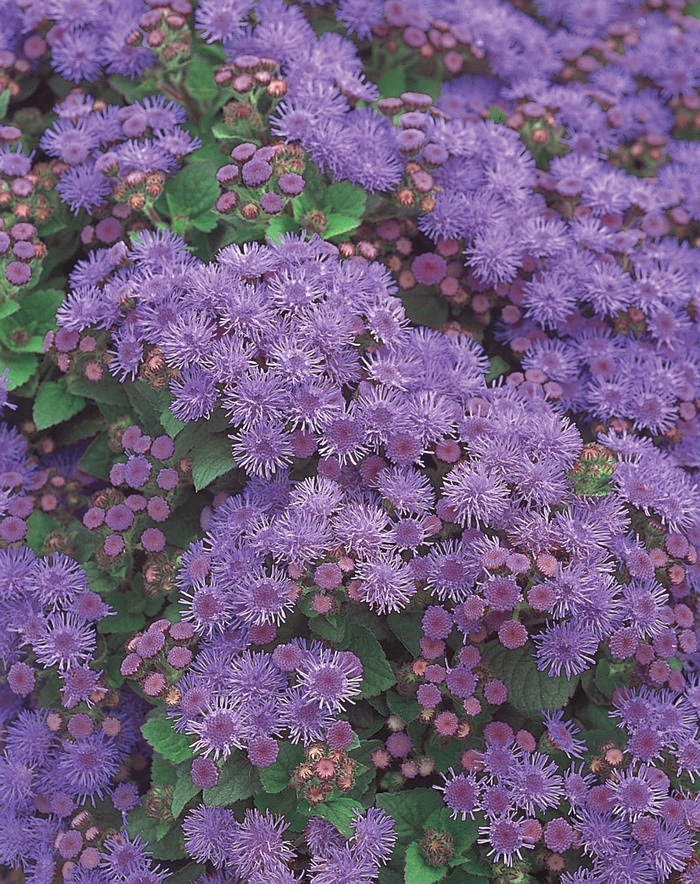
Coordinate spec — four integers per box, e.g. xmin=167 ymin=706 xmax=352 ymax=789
xmin=183 ymin=805 xmax=239 ymax=867
xmin=354 ymin=553 xmax=416 ymax=614
xmin=27 ymin=554 xmax=88 ymax=608
xmin=296 ymin=648 xmax=363 ymax=713
xmin=477 ymin=816 xmax=536 ymax=867
xmin=533 ymin=621 xmax=599 ymax=679
xmin=58 ymin=730 xmax=123 ymax=803
xmin=187 ymin=697 xmax=245 ymax=760
xmin=56 ymin=162 xmax=112 ymax=215
xmin=278 ymin=686 xmax=333 ymax=745
xmin=100 ymin=833 xmax=153 ymax=878
xmin=32 ymin=612 xmax=96 ymax=671
xmin=441 ymin=461 xmax=510 ymax=529
xmin=170 ymin=367 xmax=218 ymax=423
xmin=227 ymin=809 xmax=296 ymax=880
xmin=51 ymin=28 xmax=101 ymax=82
xmin=435 ymin=768 xmax=481 ymax=820
xmin=542 ymin=710 xmax=586 ymax=759
xmin=231 ymin=567 xmax=296 ymax=627
xmin=350 ymin=808 xmax=396 ymax=865
xmin=509 ymin=752 xmax=564 ymax=816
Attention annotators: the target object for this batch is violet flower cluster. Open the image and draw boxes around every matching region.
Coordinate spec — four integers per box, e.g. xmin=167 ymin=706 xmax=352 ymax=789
xmin=42 ymin=92 xmax=199 ymax=218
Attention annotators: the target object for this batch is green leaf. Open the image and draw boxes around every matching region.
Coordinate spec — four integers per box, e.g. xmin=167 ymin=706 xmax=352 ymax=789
xmin=79 ymin=433 xmax=114 ymax=482
xmin=164 ymin=162 xmax=220 ymax=219
xmin=486 ymin=356 xmax=510 ymax=383
xmin=24 ymin=510 xmax=57 ymax=554
xmin=266 ymin=215 xmax=299 ymax=242
xmin=400 ymin=291 xmax=449 ymax=329
xmin=450 ymin=854 xmax=492 ymax=877
xmin=259 ymin=742 xmax=305 ymax=794
xmin=141 ymin=714 xmax=195 ymax=764
xmin=160 ymin=408 xmax=186 ymax=438
xmin=594 ymin=657 xmax=633 ymax=700
xmin=1 ymin=289 xmax=64 ymax=351
xmin=487 ymin=106 xmax=508 ymax=124
xmin=377 ymin=67 xmax=406 ymax=98
xmin=312 ymin=797 xmax=363 ymax=838
xmin=33 ymin=379 xmax=85 ymax=430
xmin=1 ymin=351 xmax=39 ymax=390
xmin=166 ymin=864 xmax=207 ymax=884
xmin=0 ymin=89 xmax=10 ymax=121
xmin=203 ymin=751 xmax=260 ymax=806
xmin=325 ymin=181 xmax=367 ymax=219
xmin=376 ymin=789 xmax=444 ymax=844
xmin=97 ymin=593 xmax=145 ymax=635
xmin=388 ymin=611 xmax=422 ymax=656
xmin=350 ymin=625 xmax=395 ymax=699
xmin=404 ymin=842 xmax=447 ymax=884
xmin=323 ymin=213 xmax=361 ymax=240
xmin=423 ymin=808 xmax=478 ymax=860
xmin=126 ymin=381 xmax=172 ymax=436
xmin=172 ymin=772 xmax=201 ymax=819
xmin=0 ymin=300 xmax=20 ymax=320
xmin=109 ymin=75 xmax=159 ymax=102
xmin=191 ymin=433 xmax=236 ymax=491
xmin=66 ymin=369 xmax=129 ymax=407
xmin=386 ymin=691 xmax=420 ymax=724
xmin=151 ymin=753 xmax=179 ymax=787
xmin=148 ymin=824 xmax=187 ymax=859
xmin=184 ymin=52 xmax=219 ymax=102
xmin=190 ymin=211 xmax=219 ymax=232
xmin=480 ymin=640 xmax=579 ymax=718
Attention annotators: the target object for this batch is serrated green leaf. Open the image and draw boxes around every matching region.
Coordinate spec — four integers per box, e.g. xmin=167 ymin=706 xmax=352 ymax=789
xmin=0 ymin=89 xmax=10 ymax=120
xmin=350 ymin=625 xmax=395 ymax=699
xmin=79 ymin=433 xmax=114 ymax=482
xmin=266 ymin=215 xmax=300 ymax=241
xmin=165 ymin=864 xmax=207 ymax=884
xmin=164 ymin=162 xmax=220 ymax=219
xmin=323 ymin=213 xmax=361 ymax=240
xmin=449 ymin=854 xmax=492 ymax=877
xmin=311 ymin=797 xmax=363 ymax=838
xmin=66 ymin=369 xmax=129 ymax=406
xmin=141 ymin=714 xmax=195 ymax=764
xmin=172 ymin=771 xmax=201 ymax=819
xmin=325 ymin=181 xmax=367 ymax=219
xmin=24 ymin=510 xmax=57 ymax=554
xmin=151 ymin=753 xmax=179 ymax=787
xmin=148 ymin=824 xmax=187 ymax=859
xmin=33 ymin=379 xmax=85 ymax=430
xmin=190 ymin=211 xmax=219 ymax=232
xmin=480 ymin=640 xmax=579 ymax=718
xmin=400 ymin=291 xmax=449 ymax=329
xmin=386 ymin=691 xmax=420 ymax=724
xmin=259 ymin=742 xmax=305 ymax=794
xmin=191 ymin=433 xmax=236 ymax=491
xmin=388 ymin=611 xmax=422 ymax=656
xmin=376 ymin=789 xmax=444 ymax=844
xmin=377 ymin=67 xmax=407 ymax=98
xmin=203 ymin=750 xmax=260 ymax=806
xmin=126 ymin=381 xmax=171 ymax=436
xmin=0 ymin=300 xmax=20 ymax=320
xmin=424 ymin=808 xmax=478 ymax=860
xmin=1 ymin=350 xmax=39 ymax=390
xmin=184 ymin=52 xmax=219 ymax=102
xmin=160 ymin=408 xmax=186 ymax=438
xmin=404 ymin=842 xmax=447 ymax=884
xmin=486 ymin=356 xmax=510 ymax=383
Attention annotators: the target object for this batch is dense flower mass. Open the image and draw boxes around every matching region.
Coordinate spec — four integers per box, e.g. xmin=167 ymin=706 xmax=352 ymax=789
xmin=0 ymin=0 xmax=699 ymax=881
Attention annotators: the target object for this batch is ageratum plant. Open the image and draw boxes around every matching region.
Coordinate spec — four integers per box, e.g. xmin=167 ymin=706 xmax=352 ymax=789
xmin=0 ymin=1 xmax=699 ymax=883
